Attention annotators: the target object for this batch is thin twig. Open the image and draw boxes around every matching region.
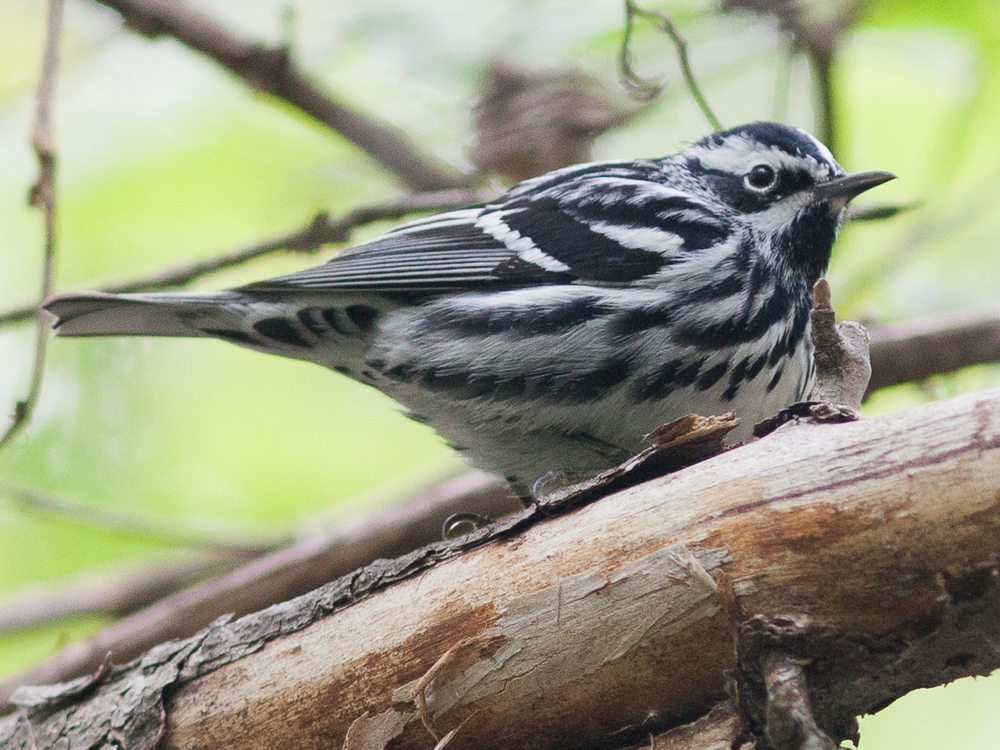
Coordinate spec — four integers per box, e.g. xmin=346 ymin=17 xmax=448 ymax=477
xmin=0 ymin=557 xmax=241 ymax=633
xmin=620 ymin=0 xmax=722 ymax=132
xmin=807 ymin=46 xmax=835 ymax=156
xmin=866 ymin=307 xmax=1000 ymax=397
xmin=2 ymin=485 xmax=285 ymax=555
xmin=847 ymin=201 xmax=919 ymax=222
xmin=771 ymin=34 xmax=793 ymax=123
xmin=0 ymin=0 xmax=65 ymax=453
xmin=0 ymin=189 xmax=487 ymax=330
xmin=409 ymin=638 xmax=479 ymax=740
xmin=93 ymin=0 xmax=465 ymax=191
xmin=619 ymin=0 xmax=661 ymax=103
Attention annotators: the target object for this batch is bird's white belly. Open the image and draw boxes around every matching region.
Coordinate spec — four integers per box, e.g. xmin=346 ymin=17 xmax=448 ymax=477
xmin=356 ymin=297 xmax=814 ymax=495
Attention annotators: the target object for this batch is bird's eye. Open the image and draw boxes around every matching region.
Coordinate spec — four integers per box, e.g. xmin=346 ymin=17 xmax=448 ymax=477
xmin=745 ymin=164 xmax=777 ymax=191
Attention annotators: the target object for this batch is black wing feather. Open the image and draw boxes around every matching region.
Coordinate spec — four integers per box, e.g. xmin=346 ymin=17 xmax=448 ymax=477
xmin=502 ymin=197 xmax=666 ymax=282
xmin=243 ymin=219 xmax=569 ymax=292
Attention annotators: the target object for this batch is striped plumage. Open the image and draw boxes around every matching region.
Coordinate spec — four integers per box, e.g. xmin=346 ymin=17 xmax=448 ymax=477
xmin=45 ymin=122 xmax=894 ymax=499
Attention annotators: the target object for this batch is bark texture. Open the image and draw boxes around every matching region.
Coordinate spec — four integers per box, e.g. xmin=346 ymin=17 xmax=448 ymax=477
xmin=2 ymin=387 xmax=999 ymax=750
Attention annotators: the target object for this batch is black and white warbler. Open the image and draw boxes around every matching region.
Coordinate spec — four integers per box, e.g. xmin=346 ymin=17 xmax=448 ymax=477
xmin=45 ymin=122 xmax=894 ymax=499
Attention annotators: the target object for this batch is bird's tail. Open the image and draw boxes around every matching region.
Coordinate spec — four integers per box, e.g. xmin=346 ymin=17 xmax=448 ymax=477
xmin=44 ymin=291 xmax=242 ymax=337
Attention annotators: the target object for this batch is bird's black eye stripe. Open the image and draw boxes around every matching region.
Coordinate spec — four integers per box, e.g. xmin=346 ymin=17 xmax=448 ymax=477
xmin=746 ymin=164 xmax=777 ymax=191
xmin=780 ymin=169 xmax=816 ymax=193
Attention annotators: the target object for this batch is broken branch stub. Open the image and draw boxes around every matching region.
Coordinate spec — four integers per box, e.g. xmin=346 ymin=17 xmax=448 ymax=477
xmin=754 ymin=280 xmax=871 ymax=438
xmin=807 ymin=279 xmax=871 ymax=411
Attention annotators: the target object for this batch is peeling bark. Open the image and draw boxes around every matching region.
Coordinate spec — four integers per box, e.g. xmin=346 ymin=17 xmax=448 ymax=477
xmin=2 ymin=387 xmax=999 ymax=750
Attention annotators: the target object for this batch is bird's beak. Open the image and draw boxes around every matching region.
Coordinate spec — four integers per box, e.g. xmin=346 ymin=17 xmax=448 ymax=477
xmin=814 ymin=170 xmax=897 ymax=203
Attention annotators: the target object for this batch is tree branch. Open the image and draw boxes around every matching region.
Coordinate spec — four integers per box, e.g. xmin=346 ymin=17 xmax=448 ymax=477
xmin=866 ymin=307 xmax=1000 ymax=395
xmin=0 ymin=189 xmax=485 ymax=330
xmin=93 ymin=0 xmax=466 ymax=191
xmin=0 ymin=0 xmax=64 ymax=453
xmin=3 ymin=386 xmax=998 ymax=749
xmin=0 ymin=558 xmax=240 ymax=633
xmin=1 ymin=485 xmax=283 ymax=555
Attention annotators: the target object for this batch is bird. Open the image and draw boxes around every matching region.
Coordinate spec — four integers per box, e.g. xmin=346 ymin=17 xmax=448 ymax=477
xmin=44 ymin=122 xmax=895 ymax=500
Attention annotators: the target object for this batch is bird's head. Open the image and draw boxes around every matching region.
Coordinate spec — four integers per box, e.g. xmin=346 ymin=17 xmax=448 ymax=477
xmin=682 ymin=122 xmax=895 ymax=281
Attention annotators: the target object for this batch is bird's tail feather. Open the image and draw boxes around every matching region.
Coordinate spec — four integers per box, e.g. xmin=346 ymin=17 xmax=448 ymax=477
xmin=44 ymin=291 xmax=239 ymax=337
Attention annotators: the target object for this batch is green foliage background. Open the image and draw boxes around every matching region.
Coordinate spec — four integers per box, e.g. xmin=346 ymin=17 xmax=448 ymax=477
xmin=0 ymin=0 xmax=998 ymax=746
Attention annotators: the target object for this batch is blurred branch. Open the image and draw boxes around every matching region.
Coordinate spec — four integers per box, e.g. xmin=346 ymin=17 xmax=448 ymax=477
xmin=720 ymin=1 xmax=861 ymax=154
xmin=0 ymin=0 xmax=64 ymax=453
xmin=620 ymin=0 xmax=723 ymax=132
xmin=0 ymin=189 xmax=486 ymax=329
xmin=847 ymin=201 xmax=919 ymax=222
xmin=843 ymin=171 xmax=1000 ymax=303
xmin=791 ymin=1 xmax=860 ymax=154
xmin=807 ymin=43 xmax=835 ymax=153
xmin=0 ymin=558 xmax=240 ymax=634
xmin=867 ymin=308 xmax=1000 ymax=396
xmin=2 ymin=485 xmax=284 ymax=556
xmin=771 ymin=33 xmax=793 ymax=123
xmin=0 ymin=470 xmax=516 ymax=705
xmin=93 ymin=0 xmax=466 ymax=191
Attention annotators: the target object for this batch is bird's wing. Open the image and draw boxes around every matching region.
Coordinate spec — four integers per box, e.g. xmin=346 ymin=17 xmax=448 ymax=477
xmin=244 ymin=165 xmax=731 ymax=294
xmin=243 ymin=208 xmax=573 ymax=293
